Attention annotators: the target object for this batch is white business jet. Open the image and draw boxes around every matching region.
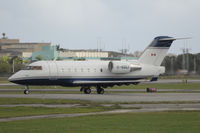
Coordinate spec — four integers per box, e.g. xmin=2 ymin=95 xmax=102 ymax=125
xmin=8 ymin=36 xmax=186 ymax=94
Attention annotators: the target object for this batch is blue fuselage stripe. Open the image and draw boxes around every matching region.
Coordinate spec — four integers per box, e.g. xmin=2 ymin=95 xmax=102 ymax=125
xmin=10 ymin=77 xmax=144 ymax=86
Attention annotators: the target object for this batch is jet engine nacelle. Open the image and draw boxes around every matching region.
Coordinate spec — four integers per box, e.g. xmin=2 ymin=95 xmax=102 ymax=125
xmin=108 ymin=61 xmax=141 ymax=74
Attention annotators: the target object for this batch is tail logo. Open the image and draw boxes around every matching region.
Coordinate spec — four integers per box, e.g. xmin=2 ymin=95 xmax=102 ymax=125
xmin=151 ymin=53 xmax=156 ymax=56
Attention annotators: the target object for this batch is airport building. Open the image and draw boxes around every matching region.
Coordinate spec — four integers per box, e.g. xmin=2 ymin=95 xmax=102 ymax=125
xmin=31 ymin=46 xmax=58 ymax=61
xmin=0 ymin=33 xmax=136 ymax=61
xmin=31 ymin=46 xmax=111 ymax=61
xmin=31 ymin=46 xmax=136 ymax=61
xmin=58 ymin=49 xmax=109 ymax=60
xmin=0 ymin=33 xmax=51 ymax=58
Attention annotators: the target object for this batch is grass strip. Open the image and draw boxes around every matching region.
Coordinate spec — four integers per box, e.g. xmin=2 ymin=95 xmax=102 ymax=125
xmin=0 ymin=111 xmax=200 ymax=133
xmin=1 ymin=97 xmax=200 ymax=105
xmin=0 ymin=106 xmax=105 ymax=118
xmin=0 ymin=98 xmax=87 ymax=105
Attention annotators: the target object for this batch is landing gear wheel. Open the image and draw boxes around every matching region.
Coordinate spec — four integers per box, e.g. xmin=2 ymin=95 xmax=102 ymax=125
xmin=24 ymin=90 xmax=29 ymax=95
xmin=24 ymin=85 xmax=29 ymax=95
xmin=97 ymin=87 xmax=104 ymax=94
xmin=84 ymin=88 xmax=91 ymax=94
xmin=80 ymin=87 xmax=84 ymax=92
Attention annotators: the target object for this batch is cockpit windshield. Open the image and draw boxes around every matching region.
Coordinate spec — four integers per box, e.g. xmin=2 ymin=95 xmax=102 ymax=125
xmin=24 ymin=66 xmax=42 ymax=70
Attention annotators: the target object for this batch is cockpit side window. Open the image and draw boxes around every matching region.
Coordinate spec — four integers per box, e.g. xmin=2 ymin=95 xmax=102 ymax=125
xmin=24 ymin=66 xmax=42 ymax=70
xmin=32 ymin=66 xmax=42 ymax=70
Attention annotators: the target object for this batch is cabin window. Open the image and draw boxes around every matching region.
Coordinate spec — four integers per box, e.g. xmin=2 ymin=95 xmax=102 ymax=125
xmin=100 ymin=68 xmax=103 ymax=72
xmin=24 ymin=66 xmax=42 ymax=70
xmin=87 ymin=68 xmax=90 ymax=72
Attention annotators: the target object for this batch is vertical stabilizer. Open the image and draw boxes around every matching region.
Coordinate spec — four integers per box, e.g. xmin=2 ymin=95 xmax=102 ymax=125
xmin=138 ymin=36 xmax=176 ymax=66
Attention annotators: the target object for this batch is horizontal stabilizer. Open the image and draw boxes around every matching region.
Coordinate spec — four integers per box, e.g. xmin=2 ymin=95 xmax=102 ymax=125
xmin=159 ymin=37 xmax=192 ymax=41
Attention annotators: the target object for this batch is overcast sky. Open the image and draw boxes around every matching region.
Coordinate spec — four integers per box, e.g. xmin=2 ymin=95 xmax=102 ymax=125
xmin=0 ymin=0 xmax=199 ymax=54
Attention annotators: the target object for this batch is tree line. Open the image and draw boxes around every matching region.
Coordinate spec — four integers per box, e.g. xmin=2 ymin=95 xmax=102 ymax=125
xmin=0 ymin=56 xmax=27 ymax=76
xmin=161 ymin=53 xmax=200 ymax=75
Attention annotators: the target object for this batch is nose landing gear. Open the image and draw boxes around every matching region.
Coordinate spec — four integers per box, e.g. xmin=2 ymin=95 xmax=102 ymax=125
xmin=24 ymin=86 xmax=29 ymax=94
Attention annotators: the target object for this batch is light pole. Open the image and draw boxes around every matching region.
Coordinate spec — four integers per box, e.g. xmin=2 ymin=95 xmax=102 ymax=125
xmin=11 ymin=56 xmax=18 ymax=73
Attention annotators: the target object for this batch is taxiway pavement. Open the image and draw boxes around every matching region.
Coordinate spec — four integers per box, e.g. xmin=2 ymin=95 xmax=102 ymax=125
xmin=1 ymin=88 xmax=200 ymax=92
xmin=0 ymin=93 xmax=200 ymax=102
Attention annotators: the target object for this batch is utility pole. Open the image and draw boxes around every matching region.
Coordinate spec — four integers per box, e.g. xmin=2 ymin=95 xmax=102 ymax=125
xmin=186 ymin=48 xmax=189 ymax=71
xmin=194 ymin=57 xmax=196 ymax=74
xmin=12 ymin=59 xmax=15 ymax=73
xmin=170 ymin=57 xmax=174 ymax=75
xmin=11 ymin=56 xmax=18 ymax=73
xmin=181 ymin=48 xmax=186 ymax=70
xmin=181 ymin=47 xmax=190 ymax=71
xmin=120 ymin=39 xmax=130 ymax=60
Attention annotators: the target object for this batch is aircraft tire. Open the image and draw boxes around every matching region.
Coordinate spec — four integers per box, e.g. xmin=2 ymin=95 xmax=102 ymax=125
xmin=84 ymin=88 xmax=91 ymax=94
xmin=24 ymin=90 xmax=29 ymax=95
xmin=97 ymin=88 xmax=104 ymax=94
xmin=80 ymin=87 xmax=84 ymax=92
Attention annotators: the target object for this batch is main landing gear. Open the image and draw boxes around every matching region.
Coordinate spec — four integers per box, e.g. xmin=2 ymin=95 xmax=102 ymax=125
xmin=24 ymin=85 xmax=29 ymax=95
xmin=80 ymin=87 xmax=92 ymax=94
xmin=96 ymin=86 xmax=104 ymax=94
xmin=80 ymin=86 xmax=104 ymax=94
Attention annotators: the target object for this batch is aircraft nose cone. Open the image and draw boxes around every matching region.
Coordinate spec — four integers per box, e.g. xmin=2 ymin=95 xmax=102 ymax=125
xmin=8 ymin=71 xmax=27 ymax=85
xmin=8 ymin=75 xmax=14 ymax=82
xmin=8 ymin=74 xmax=18 ymax=84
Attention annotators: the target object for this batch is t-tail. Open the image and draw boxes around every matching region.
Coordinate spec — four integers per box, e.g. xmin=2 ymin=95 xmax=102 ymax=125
xmin=138 ymin=36 xmax=190 ymax=66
